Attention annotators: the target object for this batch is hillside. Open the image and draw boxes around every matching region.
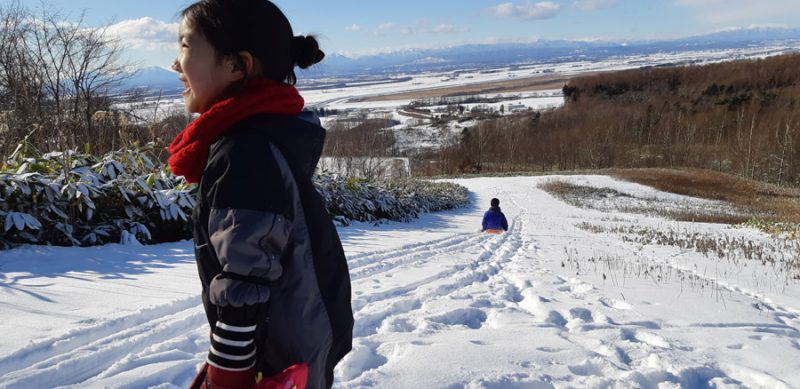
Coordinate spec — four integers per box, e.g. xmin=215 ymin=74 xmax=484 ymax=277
xmin=1 ymin=176 xmax=798 ymax=387
xmin=435 ymin=54 xmax=800 ymax=187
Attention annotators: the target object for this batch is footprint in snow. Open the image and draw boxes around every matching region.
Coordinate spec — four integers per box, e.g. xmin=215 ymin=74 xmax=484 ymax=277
xmin=620 ymin=328 xmax=671 ymax=348
xmin=536 ymin=346 xmax=564 ymax=353
xmin=567 ymin=359 xmax=605 ymax=376
xmin=470 ymin=298 xmax=497 ymax=308
xmin=568 ymin=307 xmax=594 ymax=322
xmin=599 ymin=297 xmax=632 ymax=310
xmin=497 ymin=284 xmax=524 ymax=303
xmin=546 ymin=311 xmax=568 ymax=327
xmin=427 ymin=308 xmax=488 ymax=330
xmin=379 ymin=317 xmax=416 ymax=333
xmin=336 ymin=340 xmax=388 ymax=381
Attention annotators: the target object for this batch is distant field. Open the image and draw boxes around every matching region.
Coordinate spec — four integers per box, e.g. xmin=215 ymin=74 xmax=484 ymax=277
xmin=355 ymin=72 xmax=595 ymax=102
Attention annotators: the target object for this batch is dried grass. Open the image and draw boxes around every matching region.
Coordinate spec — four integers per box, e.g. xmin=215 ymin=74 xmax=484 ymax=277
xmin=610 ymin=168 xmax=800 ymax=223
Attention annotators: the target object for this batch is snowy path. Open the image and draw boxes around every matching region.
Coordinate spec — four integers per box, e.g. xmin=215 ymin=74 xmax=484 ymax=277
xmin=1 ymin=176 xmax=798 ymax=388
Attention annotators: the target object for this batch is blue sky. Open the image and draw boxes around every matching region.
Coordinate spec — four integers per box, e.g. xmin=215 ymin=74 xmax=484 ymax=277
xmin=16 ymin=0 xmax=800 ymax=68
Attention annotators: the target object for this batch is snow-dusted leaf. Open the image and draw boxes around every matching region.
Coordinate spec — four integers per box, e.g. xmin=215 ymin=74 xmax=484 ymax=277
xmin=113 ymin=161 xmax=125 ymax=175
xmin=77 ymin=183 xmax=89 ymax=199
xmin=14 ymin=180 xmax=31 ymax=196
xmin=15 ymin=162 xmax=29 ymax=175
xmin=12 ymin=213 xmax=25 ymax=230
xmin=8 ymin=143 xmax=23 ymax=160
xmin=3 ymin=214 xmax=13 ymax=232
xmin=118 ymin=186 xmax=131 ymax=202
xmin=49 ymin=205 xmax=69 ymax=219
xmin=136 ymin=178 xmax=151 ymax=193
xmin=105 ymin=164 xmax=117 ymax=180
xmin=140 ymin=154 xmax=154 ymax=169
xmin=23 ymin=214 xmax=42 ymax=230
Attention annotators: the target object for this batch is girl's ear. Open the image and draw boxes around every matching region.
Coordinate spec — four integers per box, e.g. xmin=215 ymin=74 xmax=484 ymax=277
xmin=234 ymin=51 xmax=256 ymax=78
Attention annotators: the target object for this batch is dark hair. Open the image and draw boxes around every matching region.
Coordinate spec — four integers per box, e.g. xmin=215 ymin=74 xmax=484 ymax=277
xmin=490 ymin=198 xmax=500 ymax=207
xmin=181 ymin=0 xmax=324 ymax=85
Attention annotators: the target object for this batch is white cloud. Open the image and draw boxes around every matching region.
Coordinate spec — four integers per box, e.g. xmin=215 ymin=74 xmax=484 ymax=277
xmin=334 ymin=36 xmax=546 ymax=58
xmin=571 ymin=0 xmax=618 ymax=11
xmin=714 ymin=23 xmax=789 ymax=33
xmin=431 ymin=24 xmax=467 ymax=34
xmin=674 ymin=0 xmax=800 ymax=24
xmin=377 ymin=22 xmax=395 ymax=31
xmin=373 ymin=22 xmax=397 ymax=37
xmin=400 ymin=24 xmax=469 ymax=35
xmin=674 ymin=0 xmax=720 ymax=6
xmin=489 ymin=2 xmax=561 ymax=21
xmin=345 ymin=24 xmax=362 ymax=32
xmin=104 ymin=17 xmax=178 ymax=52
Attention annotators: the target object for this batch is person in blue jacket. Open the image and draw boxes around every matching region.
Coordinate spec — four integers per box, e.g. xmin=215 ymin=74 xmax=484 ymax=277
xmin=482 ymin=198 xmax=509 ymax=233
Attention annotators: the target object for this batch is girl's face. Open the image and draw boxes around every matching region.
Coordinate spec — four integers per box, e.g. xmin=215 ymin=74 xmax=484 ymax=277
xmin=172 ymin=19 xmax=242 ymax=113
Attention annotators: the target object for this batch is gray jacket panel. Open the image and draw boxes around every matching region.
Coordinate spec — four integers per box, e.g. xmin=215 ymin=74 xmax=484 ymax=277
xmin=207 ymin=208 xmax=292 ymax=307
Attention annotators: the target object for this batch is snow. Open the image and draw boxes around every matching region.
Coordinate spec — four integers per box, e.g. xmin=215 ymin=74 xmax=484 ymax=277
xmin=1 ymin=175 xmax=799 ymax=388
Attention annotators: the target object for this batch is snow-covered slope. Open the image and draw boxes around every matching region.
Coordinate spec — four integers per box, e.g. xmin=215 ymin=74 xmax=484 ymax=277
xmin=0 ymin=176 xmax=797 ymax=388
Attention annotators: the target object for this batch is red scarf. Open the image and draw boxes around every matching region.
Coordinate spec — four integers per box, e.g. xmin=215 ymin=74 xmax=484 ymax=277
xmin=168 ymin=78 xmax=304 ymax=184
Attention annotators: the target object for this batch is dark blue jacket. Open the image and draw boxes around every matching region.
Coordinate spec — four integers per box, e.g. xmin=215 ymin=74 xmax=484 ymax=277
xmin=482 ymin=206 xmax=508 ymax=231
xmin=193 ymin=114 xmax=353 ymax=388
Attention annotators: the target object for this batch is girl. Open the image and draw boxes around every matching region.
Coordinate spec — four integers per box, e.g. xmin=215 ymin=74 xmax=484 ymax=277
xmin=168 ymin=1 xmax=353 ymax=388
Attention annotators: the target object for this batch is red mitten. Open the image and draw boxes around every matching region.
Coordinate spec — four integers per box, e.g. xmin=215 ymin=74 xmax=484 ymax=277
xmin=254 ymin=363 xmax=309 ymax=389
xmin=203 ymin=364 xmax=256 ymax=389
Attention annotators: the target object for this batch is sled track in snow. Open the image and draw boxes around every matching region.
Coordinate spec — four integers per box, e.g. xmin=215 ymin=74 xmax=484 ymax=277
xmin=350 ymin=209 xmax=531 ymax=340
xmin=347 ymin=232 xmax=491 ymax=281
xmin=0 ymin=297 xmax=206 ymax=388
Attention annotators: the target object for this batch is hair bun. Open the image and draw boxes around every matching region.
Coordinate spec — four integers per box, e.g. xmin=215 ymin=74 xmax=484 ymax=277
xmin=293 ymin=35 xmax=325 ymax=69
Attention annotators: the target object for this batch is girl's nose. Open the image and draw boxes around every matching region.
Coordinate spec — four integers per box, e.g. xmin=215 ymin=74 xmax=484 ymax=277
xmin=171 ymin=58 xmax=181 ymax=72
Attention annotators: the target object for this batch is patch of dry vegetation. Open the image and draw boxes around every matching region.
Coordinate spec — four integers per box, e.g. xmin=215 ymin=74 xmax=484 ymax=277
xmin=610 ymin=168 xmax=800 ymax=223
xmin=539 ymin=178 xmax=752 ymax=224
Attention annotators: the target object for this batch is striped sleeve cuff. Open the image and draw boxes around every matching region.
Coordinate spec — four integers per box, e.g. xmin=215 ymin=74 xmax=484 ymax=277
xmin=207 ymin=321 xmax=257 ymax=371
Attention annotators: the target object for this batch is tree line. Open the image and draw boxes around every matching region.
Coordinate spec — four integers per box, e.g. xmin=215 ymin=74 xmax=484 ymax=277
xmin=426 ymin=54 xmax=800 ymax=186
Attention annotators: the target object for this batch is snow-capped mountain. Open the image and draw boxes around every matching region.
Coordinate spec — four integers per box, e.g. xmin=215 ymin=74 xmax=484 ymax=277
xmin=118 ymin=66 xmax=182 ymax=94
xmin=318 ymin=27 xmax=800 ymax=75
xmin=124 ymin=27 xmax=800 ymax=90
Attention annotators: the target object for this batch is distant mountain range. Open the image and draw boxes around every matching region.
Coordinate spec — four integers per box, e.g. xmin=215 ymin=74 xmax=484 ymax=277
xmin=317 ymin=27 xmax=800 ymax=75
xmin=122 ymin=27 xmax=800 ymax=92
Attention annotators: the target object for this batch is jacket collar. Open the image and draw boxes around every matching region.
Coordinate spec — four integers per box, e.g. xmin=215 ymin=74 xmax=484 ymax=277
xmin=241 ymin=113 xmax=326 ymax=180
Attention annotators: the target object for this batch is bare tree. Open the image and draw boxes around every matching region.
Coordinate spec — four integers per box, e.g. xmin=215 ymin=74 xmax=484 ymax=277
xmin=0 ymin=1 xmax=131 ymax=157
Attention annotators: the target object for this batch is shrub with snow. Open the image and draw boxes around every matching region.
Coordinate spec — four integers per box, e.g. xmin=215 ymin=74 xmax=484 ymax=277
xmin=0 ymin=142 xmax=469 ymax=248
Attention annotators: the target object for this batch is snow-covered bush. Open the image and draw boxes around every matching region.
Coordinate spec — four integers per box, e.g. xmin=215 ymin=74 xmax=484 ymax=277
xmin=0 ymin=142 xmax=469 ymax=248
xmin=315 ymin=176 xmax=469 ymax=225
xmin=0 ymin=140 xmax=194 ymax=249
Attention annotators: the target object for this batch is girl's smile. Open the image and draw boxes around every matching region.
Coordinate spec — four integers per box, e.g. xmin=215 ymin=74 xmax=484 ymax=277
xmin=172 ymin=19 xmax=242 ymax=114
